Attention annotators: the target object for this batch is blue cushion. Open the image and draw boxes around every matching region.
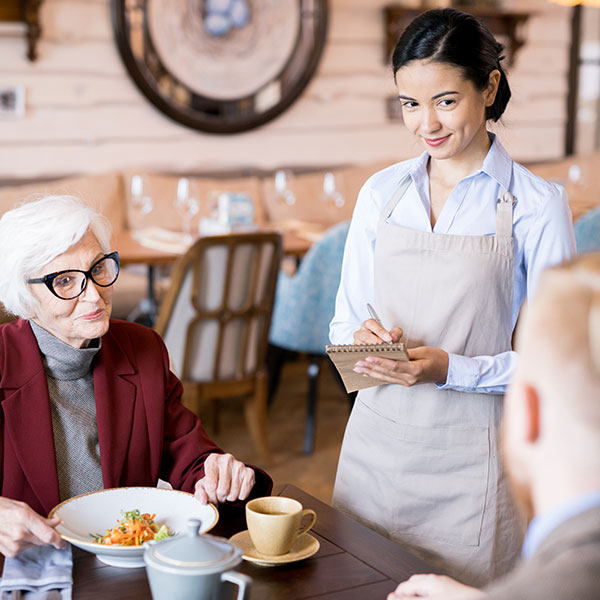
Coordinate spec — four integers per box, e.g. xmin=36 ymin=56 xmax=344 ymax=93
xmin=574 ymin=207 xmax=600 ymax=254
xmin=269 ymin=221 xmax=350 ymax=355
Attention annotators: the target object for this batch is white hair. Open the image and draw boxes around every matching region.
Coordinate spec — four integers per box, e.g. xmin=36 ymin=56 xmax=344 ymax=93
xmin=0 ymin=195 xmax=112 ymax=318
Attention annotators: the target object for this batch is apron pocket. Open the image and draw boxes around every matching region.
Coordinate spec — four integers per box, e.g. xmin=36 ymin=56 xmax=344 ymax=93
xmin=388 ymin=419 xmax=490 ymax=547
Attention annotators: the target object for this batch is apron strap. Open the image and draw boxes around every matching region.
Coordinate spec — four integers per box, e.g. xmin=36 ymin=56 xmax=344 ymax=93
xmin=379 ymin=174 xmax=412 ymax=227
xmin=496 ymin=189 xmax=515 ymax=238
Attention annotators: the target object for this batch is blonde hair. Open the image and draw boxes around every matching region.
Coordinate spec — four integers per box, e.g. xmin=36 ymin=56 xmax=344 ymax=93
xmin=520 ymin=253 xmax=600 ymax=422
xmin=0 ymin=195 xmax=112 ymax=318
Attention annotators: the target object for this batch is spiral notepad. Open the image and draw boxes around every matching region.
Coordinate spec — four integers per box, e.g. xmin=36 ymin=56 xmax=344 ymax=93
xmin=326 ymin=342 xmax=409 ymax=393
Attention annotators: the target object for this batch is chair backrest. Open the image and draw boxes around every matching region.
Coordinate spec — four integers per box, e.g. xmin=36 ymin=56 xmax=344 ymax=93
xmin=156 ymin=232 xmax=282 ymax=383
xmin=0 ymin=303 xmax=16 ymax=325
xmin=269 ymin=221 xmax=350 ymax=354
xmin=574 ymin=207 xmax=600 ymax=254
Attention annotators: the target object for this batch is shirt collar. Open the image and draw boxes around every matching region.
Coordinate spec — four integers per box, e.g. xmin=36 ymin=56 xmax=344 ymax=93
xmin=521 ymin=490 xmax=600 ymax=559
xmin=480 ymin=133 xmax=513 ymax=192
xmin=403 ymin=132 xmax=513 ymax=192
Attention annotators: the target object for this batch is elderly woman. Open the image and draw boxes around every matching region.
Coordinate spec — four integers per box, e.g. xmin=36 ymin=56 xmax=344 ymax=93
xmin=0 ymin=195 xmax=272 ymax=558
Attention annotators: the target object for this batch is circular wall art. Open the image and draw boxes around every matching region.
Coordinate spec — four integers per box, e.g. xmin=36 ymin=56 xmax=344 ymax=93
xmin=111 ymin=0 xmax=329 ymax=134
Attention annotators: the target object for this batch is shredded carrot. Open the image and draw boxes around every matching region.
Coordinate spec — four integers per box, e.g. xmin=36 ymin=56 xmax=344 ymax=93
xmin=90 ymin=509 xmax=171 ymax=546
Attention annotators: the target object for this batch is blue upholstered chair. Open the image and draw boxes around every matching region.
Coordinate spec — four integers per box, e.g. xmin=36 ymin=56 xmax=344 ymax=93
xmin=268 ymin=220 xmax=352 ymax=453
xmin=574 ymin=207 xmax=600 ymax=254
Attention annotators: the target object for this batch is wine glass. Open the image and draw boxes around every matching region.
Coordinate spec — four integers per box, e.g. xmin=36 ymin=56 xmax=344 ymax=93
xmin=568 ymin=163 xmax=583 ymax=186
xmin=129 ymin=175 xmax=153 ymax=229
xmin=321 ymin=172 xmax=344 ymax=209
xmin=174 ymin=177 xmax=200 ymax=242
xmin=273 ymin=169 xmax=296 ymax=206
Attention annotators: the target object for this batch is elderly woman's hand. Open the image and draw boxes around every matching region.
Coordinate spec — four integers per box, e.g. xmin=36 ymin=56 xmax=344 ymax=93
xmin=194 ymin=453 xmax=255 ymax=505
xmin=0 ymin=497 xmax=66 ymax=557
xmin=387 ymin=574 xmax=484 ymax=600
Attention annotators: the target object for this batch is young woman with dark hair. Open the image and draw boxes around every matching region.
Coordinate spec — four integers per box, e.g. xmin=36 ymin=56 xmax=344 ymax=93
xmin=330 ymin=8 xmax=575 ymax=587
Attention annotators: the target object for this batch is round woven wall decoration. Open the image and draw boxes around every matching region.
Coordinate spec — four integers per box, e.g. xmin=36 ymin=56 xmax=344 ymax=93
xmin=111 ymin=0 xmax=329 ymax=133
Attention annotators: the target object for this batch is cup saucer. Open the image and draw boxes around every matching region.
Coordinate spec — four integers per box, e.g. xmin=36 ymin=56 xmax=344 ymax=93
xmin=229 ymin=530 xmax=320 ymax=566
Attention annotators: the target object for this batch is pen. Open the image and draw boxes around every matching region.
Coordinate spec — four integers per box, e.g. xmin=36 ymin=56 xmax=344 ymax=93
xmin=366 ymin=303 xmax=382 ymax=324
xmin=367 ymin=303 xmax=394 ymax=343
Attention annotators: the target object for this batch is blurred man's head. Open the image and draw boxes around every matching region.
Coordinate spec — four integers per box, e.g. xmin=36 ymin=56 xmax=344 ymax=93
xmin=502 ymin=253 xmax=600 ymax=521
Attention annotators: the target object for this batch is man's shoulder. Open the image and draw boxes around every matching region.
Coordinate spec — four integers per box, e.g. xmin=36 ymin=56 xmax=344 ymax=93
xmin=484 ymin=508 xmax=600 ymax=600
xmin=484 ymin=552 xmax=600 ymax=600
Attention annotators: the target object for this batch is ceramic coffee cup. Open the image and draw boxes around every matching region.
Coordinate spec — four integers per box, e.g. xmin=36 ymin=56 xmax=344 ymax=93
xmin=245 ymin=497 xmax=317 ymax=556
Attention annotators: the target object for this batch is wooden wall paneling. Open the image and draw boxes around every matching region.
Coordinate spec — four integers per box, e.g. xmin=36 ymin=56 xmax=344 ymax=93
xmin=0 ymin=38 xmax=123 ymax=75
xmin=512 ymin=43 xmax=570 ymax=74
xmin=329 ymin=7 xmax=381 ymax=42
xmin=41 ymin=0 xmax=111 ymax=41
xmin=503 ymin=96 xmax=566 ymax=124
xmin=509 ymin=72 xmax=568 ymax=97
xmin=491 ymin=122 xmax=566 ymax=162
xmin=0 ymin=0 xmax=576 ymax=181
xmin=0 ymin=126 xmax=417 ymax=179
xmin=319 ymin=40 xmax=385 ymax=76
xmin=0 ymin=74 xmax=141 ymax=106
xmin=575 ymin=6 xmax=600 ymax=154
xmin=523 ymin=12 xmax=571 ymax=44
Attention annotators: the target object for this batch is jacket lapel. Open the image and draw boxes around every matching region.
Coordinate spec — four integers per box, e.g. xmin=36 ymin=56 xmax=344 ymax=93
xmin=1 ymin=320 xmax=60 ymax=514
xmin=93 ymin=324 xmax=137 ymax=488
xmin=537 ymin=504 xmax=600 ymax=560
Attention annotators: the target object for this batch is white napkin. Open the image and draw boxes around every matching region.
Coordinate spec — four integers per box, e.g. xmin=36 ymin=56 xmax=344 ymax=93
xmin=132 ymin=227 xmax=192 ymax=254
xmin=0 ymin=545 xmax=72 ymax=600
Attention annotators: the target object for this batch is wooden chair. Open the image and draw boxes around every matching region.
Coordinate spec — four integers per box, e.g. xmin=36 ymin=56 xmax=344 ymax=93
xmin=267 ymin=222 xmax=353 ymax=454
xmin=155 ymin=232 xmax=282 ymax=464
xmin=0 ymin=303 xmax=16 ymax=325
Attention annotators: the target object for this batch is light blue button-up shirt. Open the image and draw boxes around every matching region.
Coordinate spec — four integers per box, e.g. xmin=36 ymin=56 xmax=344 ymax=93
xmin=521 ymin=490 xmax=600 ymax=558
xmin=330 ymin=134 xmax=576 ymax=394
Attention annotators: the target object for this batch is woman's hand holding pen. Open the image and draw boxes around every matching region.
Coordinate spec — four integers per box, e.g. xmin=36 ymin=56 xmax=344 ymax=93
xmin=353 ymin=318 xmax=403 ymax=345
xmin=352 ymin=319 xmax=449 ymax=387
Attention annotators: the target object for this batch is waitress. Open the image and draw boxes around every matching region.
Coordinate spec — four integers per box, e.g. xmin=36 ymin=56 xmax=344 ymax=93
xmin=330 ymin=8 xmax=576 ymax=588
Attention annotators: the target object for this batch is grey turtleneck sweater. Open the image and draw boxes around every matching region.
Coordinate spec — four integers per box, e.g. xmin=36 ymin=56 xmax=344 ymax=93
xmin=30 ymin=320 xmax=104 ymax=501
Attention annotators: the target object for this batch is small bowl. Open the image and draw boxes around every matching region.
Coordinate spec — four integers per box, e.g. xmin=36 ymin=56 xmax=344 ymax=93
xmin=49 ymin=487 xmax=218 ymax=568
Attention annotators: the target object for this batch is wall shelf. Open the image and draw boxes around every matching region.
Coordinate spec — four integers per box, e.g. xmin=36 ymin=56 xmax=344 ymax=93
xmin=384 ymin=5 xmax=530 ymax=66
xmin=0 ymin=0 xmax=44 ymax=61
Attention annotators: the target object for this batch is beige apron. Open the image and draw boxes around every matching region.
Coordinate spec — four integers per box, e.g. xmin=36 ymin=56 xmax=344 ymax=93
xmin=332 ymin=175 xmax=526 ymax=587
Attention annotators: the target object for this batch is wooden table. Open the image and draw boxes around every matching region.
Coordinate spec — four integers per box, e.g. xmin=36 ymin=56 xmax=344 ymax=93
xmin=526 ymin=153 xmax=600 ymax=221
xmin=70 ymin=484 xmax=442 ymax=599
xmin=112 ymin=229 xmax=315 ymax=267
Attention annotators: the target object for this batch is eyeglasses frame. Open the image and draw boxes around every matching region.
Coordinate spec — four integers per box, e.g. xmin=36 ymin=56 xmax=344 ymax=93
xmin=27 ymin=251 xmax=120 ymax=300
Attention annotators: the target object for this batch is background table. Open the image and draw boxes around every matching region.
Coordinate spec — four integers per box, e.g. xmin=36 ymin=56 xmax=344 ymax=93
xmin=69 ymin=483 xmax=442 ymax=599
xmin=113 ymin=229 xmax=315 ymax=267
xmin=112 ymin=228 xmax=317 ymax=325
xmin=526 ymin=153 xmax=600 ymax=221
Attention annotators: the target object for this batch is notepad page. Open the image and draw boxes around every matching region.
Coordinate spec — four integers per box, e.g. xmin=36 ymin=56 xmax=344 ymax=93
xmin=326 ymin=343 xmax=409 ymax=393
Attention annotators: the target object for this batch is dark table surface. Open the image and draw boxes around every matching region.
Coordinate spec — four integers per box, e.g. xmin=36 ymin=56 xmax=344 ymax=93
xmin=71 ymin=483 xmax=442 ymax=599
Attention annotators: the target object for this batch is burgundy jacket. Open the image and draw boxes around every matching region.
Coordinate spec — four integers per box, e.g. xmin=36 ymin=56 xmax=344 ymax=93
xmin=0 ymin=318 xmax=272 ymax=516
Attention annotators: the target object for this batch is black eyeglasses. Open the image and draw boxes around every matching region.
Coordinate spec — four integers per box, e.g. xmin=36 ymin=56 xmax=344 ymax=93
xmin=27 ymin=252 xmax=120 ymax=300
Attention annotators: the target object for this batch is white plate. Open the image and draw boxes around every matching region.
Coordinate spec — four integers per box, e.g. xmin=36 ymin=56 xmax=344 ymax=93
xmin=49 ymin=487 xmax=218 ymax=568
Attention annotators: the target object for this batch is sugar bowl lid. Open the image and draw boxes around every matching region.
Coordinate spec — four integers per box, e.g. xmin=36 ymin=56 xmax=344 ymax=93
xmin=144 ymin=519 xmax=242 ymax=574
